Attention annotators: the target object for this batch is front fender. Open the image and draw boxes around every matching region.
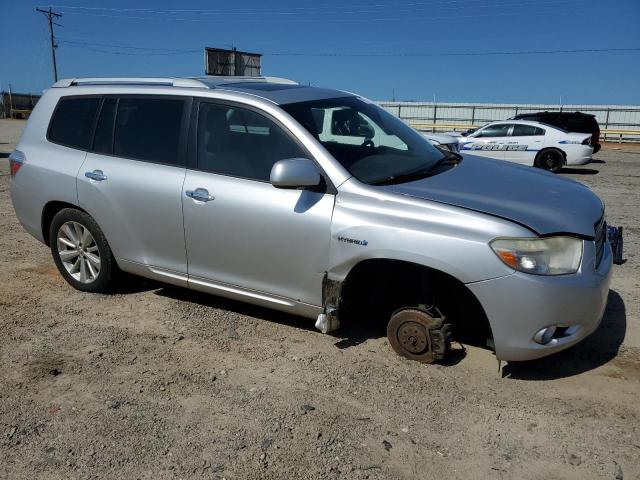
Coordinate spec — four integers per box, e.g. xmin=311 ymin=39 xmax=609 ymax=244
xmin=328 ymin=186 xmax=527 ymax=284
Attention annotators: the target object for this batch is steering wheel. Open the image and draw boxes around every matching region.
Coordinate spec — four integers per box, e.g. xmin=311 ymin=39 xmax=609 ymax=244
xmin=357 ymin=139 xmax=375 ymax=157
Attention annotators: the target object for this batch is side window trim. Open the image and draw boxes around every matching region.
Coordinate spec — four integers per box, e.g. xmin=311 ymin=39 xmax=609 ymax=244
xmin=88 ymin=94 xmax=192 ymax=168
xmin=189 ymin=97 xmax=336 ymax=193
xmin=46 ymin=95 xmax=102 ymax=150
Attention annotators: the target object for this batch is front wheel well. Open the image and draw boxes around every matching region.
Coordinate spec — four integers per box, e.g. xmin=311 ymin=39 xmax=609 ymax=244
xmin=41 ymin=201 xmax=89 ymax=246
xmin=334 ymin=259 xmax=493 ymax=348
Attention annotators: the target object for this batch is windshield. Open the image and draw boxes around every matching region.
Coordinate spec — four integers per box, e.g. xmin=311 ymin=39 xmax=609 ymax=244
xmin=281 ymin=96 xmax=446 ymax=185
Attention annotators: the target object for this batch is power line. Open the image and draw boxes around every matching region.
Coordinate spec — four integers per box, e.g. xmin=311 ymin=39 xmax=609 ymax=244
xmin=46 ymin=0 xmax=585 ymax=14
xmin=48 ymin=2 xmax=596 ymax=24
xmin=265 ymin=47 xmax=640 ymax=57
xmin=58 ymin=41 xmax=640 ymax=57
xmin=59 ymin=38 xmax=198 ymax=53
xmin=36 ymin=7 xmax=62 ymax=82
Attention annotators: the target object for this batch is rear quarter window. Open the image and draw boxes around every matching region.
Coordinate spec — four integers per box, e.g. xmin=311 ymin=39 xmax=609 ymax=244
xmin=48 ymin=97 xmax=101 ymax=150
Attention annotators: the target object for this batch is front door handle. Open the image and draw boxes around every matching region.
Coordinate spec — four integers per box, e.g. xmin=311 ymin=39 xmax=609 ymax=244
xmin=85 ymin=169 xmax=107 ymax=182
xmin=186 ymin=188 xmax=214 ymax=202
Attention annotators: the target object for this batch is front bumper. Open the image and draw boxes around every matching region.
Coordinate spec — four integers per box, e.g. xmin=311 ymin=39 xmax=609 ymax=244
xmin=467 ymin=238 xmax=613 ymax=361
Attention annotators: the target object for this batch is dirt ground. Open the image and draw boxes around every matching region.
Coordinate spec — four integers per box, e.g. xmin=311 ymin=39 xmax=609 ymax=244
xmin=1 ymin=118 xmax=639 ymax=480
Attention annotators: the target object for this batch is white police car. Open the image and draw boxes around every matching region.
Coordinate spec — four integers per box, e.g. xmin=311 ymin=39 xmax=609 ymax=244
xmin=457 ymin=120 xmax=593 ymax=172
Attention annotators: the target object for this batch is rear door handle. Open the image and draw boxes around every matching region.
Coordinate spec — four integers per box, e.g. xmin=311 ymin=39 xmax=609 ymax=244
xmin=186 ymin=188 xmax=214 ymax=202
xmin=85 ymin=169 xmax=107 ymax=182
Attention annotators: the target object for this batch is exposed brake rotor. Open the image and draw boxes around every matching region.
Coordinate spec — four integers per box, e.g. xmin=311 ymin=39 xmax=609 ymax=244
xmin=387 ymin=306 xmax=452 ymax=364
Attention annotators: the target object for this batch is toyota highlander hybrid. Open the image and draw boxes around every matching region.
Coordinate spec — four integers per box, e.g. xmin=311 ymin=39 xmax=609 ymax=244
xmin=9 ymin=76 xmax=613 ymax=364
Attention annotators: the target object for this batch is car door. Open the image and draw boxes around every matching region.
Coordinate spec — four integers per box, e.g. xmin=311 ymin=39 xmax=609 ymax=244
xmin=503 ymin=124 xmax=545 ymax=165
xmin=77 ymin=95 xmax=191 ymax=282
xmin=182 ymin=99 xmax=335 ymax=307
xmin=460 ymin=123 xmax=511 ymax=160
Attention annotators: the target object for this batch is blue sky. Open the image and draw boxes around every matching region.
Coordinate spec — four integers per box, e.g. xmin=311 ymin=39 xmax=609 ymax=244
xmin=1 ymin=0 xmax=639 ymax=104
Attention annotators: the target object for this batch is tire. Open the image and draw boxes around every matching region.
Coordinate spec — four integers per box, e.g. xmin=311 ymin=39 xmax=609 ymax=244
xmin=49 ymin=208 xmax=116 ymax=293
xmin=534 ymin=149 xmax=564 ymax=173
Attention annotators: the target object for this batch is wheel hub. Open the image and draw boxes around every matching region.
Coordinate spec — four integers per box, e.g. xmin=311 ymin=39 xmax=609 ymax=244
xmin=397 ymin=322 xmax=429 ymax=354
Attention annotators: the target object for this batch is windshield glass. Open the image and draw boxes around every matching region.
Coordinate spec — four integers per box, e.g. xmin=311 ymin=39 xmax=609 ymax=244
xmin=281 ymin=96 xmax=446 ymax=185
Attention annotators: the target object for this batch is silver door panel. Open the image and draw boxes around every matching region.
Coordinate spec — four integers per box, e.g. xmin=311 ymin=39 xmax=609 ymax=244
xmin=77 ymin=153 xmax=188 ymax=273
xmin=183 ymin=171 xmax=334 ymax=305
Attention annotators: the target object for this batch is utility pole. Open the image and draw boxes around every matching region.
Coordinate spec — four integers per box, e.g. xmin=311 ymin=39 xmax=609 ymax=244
xmin=36 ymin=7 xmax=62 ymax=82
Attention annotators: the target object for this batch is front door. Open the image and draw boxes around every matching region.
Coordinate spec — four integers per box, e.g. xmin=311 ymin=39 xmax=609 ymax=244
xmin=461 ymin=123 xmax=512 ymax=160
xmin=182 ymin=100 xmax=334 ymax=306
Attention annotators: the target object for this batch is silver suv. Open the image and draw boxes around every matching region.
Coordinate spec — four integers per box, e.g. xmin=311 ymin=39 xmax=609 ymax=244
xmin=9 ymin=76 xmax=612 ymax=363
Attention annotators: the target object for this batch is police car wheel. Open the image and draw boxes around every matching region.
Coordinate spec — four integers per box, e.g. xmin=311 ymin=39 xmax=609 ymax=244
xmin=535 ymin=149 xmax=563 ymax=173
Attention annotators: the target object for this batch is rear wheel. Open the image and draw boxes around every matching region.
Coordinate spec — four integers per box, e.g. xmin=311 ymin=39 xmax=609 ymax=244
xmin=535 ymin=149 xmax=563 ymax=172
xmin=49 ymin=208 xmax=116 ymax=293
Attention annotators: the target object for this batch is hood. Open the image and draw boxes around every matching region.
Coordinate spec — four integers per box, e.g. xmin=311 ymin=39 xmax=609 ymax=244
xmin=381 ymin=155 xmax=603 ymax=237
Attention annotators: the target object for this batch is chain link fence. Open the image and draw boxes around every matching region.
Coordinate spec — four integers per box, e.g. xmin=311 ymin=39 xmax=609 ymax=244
xmin=378 ymin=102 xmax=640 ymax=142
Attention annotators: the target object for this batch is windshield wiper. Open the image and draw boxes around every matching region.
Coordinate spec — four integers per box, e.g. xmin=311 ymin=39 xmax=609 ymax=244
xmin=372 ymin=152 xmax=462 ymax=186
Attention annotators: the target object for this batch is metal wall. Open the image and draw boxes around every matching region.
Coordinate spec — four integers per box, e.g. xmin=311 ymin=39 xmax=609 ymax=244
xmin=378 ymin=101 xmax=640 ymax=141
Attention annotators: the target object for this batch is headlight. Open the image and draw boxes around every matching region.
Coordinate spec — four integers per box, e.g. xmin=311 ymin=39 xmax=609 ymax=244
xmin=490 ymin=236 xmax=583 ymax=275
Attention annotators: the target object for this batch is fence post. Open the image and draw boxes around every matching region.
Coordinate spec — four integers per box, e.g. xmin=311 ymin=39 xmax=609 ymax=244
xmin=471 ymin=106 xmax=475 ymax=126
xmin=398 ymin=104 xmax=402 ymax=119
xmin=432 ymin=103 xmax=437 ymax=132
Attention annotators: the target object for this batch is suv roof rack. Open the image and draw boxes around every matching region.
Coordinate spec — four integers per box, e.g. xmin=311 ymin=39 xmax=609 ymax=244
xmin=52 ymin=76 xmax=298 ymax=90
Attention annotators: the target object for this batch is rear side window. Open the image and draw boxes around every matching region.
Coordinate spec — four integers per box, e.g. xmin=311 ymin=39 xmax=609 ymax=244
xmin=475 ymin=124 xmax=511 ymax=138
xmin=512 ymin=125 xmax=544 ymax=136
xmin=48 ymin=97 xmax=100 ymax=149
xmin=114 ymin=98 xmax=185 ymax=165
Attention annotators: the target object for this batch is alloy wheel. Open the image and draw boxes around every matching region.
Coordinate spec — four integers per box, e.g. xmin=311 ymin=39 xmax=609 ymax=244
xmin=56 ymin=221 xmax=101 ymax=284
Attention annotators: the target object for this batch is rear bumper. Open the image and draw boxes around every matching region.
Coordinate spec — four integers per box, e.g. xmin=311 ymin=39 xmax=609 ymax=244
xmin=467 ymin=239 xmax=613 ymax=361
xmin=565 ymin=146 xmax=593 ymax=166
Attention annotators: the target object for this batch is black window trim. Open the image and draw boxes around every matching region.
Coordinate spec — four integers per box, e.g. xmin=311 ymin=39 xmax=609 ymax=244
xmin=90 ymin=96 xmax=119 ymax=155
xmin=47 ymin=93 xmax=192 ymax=169
xmin=189 ymin=97 xmax=336 ymax=194
xmin=46 ymin=94 xmax=102 ymax=151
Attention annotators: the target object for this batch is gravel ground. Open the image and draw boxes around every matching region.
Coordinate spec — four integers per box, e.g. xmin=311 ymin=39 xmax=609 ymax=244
xmin=1 ymin=118 xmax=639 ymax=480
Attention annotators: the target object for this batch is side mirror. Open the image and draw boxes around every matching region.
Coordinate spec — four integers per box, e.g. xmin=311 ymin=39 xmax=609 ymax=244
xmin=462 ymin=128 xmax=476 ymax=137
xmin=270 ymin=158 xmax=322 ymax=189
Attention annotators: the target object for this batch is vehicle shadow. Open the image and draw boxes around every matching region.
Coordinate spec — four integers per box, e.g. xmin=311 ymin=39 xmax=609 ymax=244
xmin=501 ymin=290 xmax=626 ymax=380
xmin=590 ymin=159 xmax=606 ymax=164
xmin=153 ymin=285 xmax=319 ymax=333
xmin=559 ymin=167 xmax=599 ymax=175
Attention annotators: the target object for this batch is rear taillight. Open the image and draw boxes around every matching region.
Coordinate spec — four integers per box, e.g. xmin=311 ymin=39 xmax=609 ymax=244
xmin=8 ymin=150 xmax=25 ymax=177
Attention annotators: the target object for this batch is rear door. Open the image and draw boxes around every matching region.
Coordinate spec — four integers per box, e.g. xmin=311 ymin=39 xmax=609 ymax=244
xmin=182 ymin=99 xmax=334 ymax=306
xmin=77 ymin=95 xmax=191 ymax=280
xmin=461 ymin=123 xmax=511 ymax=160
xmin=503 ymin=124 xmax=545 ymax=165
